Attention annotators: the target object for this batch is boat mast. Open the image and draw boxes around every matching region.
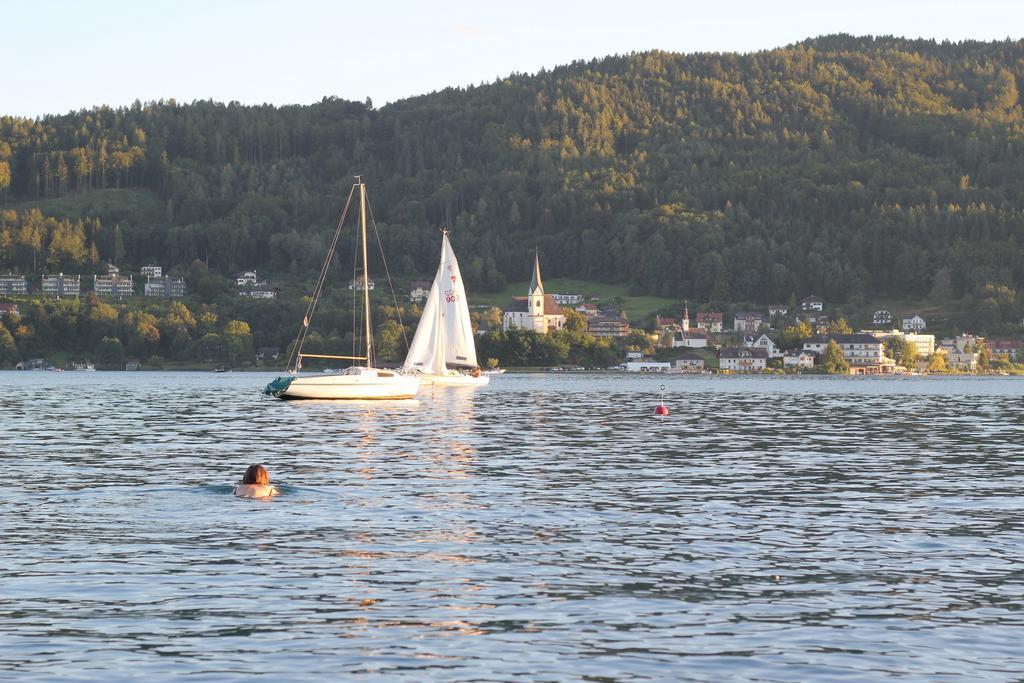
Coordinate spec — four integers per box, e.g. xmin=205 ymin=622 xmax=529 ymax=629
xmin=359 ymin=177 xmax=374 ymax=368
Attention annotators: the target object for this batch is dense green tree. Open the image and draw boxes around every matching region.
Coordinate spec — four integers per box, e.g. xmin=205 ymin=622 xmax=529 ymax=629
xmin=822 ymin=340 xmax=849 ymax=374
xmin=94 ymin=336 xmax=125 ymax=370
xmin=885 ymin=337 xmax=918 ymax=369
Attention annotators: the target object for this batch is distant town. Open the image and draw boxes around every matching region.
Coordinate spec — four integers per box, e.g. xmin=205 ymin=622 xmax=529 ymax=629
xmin=1 ymin=254 xmax=1021 ymax=373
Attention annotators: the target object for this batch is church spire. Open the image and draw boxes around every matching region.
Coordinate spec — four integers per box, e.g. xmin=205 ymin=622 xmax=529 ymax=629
xmin=529 ymin=249 xmax=544 ymax=296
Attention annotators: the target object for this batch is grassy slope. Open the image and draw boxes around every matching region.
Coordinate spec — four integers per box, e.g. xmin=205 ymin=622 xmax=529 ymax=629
xmin=470 ymin=278 xmax=678 ymax=321
xmin=7 ymin=189 xmax=165 ymax=223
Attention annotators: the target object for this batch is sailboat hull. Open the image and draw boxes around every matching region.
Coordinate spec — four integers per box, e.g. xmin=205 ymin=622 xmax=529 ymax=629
xmin=416 ymin=373 xmax=490 ymax=387
xmin=269 ymin=372 xmax=420 ymax=400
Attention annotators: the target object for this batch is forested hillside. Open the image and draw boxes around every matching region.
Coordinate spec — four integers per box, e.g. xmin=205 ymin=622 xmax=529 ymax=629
xmin=2 ymin=34 xmax=1024 ymax=303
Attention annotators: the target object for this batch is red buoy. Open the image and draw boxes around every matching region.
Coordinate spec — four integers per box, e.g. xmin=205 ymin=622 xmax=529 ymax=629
xmin=653 ymin=384 xmax=669 ymax=416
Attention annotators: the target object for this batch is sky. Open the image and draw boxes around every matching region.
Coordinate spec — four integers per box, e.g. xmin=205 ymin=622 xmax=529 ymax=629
xmin=2 ymin=0 xmax=1022 ymax=117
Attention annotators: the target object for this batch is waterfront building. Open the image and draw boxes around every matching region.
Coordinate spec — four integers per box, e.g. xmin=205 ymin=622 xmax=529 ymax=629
xmin=946 ymin=350 xmax=978 ymax=371
xmin=94 ymin=273 xmax=134 ymax=299
xmin=624 ymin=360 xmax=670 ymax=372
xmin=673 ymin=354 xmax=706 ymax=372
xmin=41 ymin=273 xmax=80 ymax=298
xmin=0 ymin=273 xmax=28 ymax=295
xmin=803 ymin=333 xmax=888 ymax=368
xmin=719 ymin=347 xmax=768 ymax=372
xmin=784 ymin=350 xmax=815 ymax=368
xmin=503 ymin=253 xmax=565 ymax=333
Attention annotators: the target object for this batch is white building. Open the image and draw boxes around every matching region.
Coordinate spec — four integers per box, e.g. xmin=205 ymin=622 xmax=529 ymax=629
xmin=408 ymin=280 xmax=431 ymax=302
xmin=144 ymin=276 xmax=186 ymax=298
xmin=733 ymin=311 xmax=765 ymax=333
xmin=800 ymin=295 xmax=824 ymax=312
xmin=349 ymin=275 xmax=375 ymax=291
xmin=94 ymin=273 xmax=134 ymax=298
xmin=240 ymin=286 xmax=277 ymax=299
xmin=744 ymin=333 xmax=782 ymax=358
xmin=803 ymin=333 xmax=886 ymax=367
xmin=671 ymin=330 xmax=708 ymax=349
xmin=902 ymin=314 xmax=927 ymax=333
xmin=502 ymin=253 xmax=565 ymax=334
xmin=872 ymin=309 xmax=893 ymax=326
xmin=42 ymin=273 xmax=80 ymax=298
xmin=0 ymin=274 xmax=28 ymax=295
xmin=695 ymin=312 xmax=723 ymax=333
xmin=625 ymin=361 xmax=670 ymax=372
xmin=719 ymin=347 xmax=768 ymax=372
xmin=783 ymin=351 xmax=815 ymax=368
xmin=552 ymin=293 xmax=582 ymax=305
xmin=141 ymin=265 xmax=163 ymax=278
xmin=673 ymin=354 xmax=706 ymax=372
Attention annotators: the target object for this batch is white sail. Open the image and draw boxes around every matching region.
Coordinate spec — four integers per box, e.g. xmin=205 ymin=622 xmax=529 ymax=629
xmin=403 ymin=233 xmax=479 ymax=374
xmin=439 ymin=234 xmax=478 ymax=368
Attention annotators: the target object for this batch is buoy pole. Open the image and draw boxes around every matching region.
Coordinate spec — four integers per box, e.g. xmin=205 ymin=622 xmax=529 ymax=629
xmin=654 ymin=383 xmax=669 ymax=416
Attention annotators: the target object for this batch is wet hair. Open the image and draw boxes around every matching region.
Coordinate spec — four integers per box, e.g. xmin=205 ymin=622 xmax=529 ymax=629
xmin=242 ymin=464 xmax=269 ymax=485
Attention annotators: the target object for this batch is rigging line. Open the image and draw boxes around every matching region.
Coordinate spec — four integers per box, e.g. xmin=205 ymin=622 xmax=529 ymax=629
xmin=287 ymin=183 xmax=356 ymax=373
xmin=365 ymin=192 xmax=411 ymax=354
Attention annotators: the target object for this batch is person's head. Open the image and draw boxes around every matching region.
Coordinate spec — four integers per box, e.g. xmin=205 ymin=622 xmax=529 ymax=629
xmin=242 ymin=464 xmax=270 ymax=485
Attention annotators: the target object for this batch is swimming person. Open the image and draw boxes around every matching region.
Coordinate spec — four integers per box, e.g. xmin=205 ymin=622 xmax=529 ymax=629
xmin=234 ymin=463 xmax=279 ymax=498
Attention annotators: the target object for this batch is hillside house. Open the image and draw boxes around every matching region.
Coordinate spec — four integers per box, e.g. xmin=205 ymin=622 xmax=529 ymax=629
xmin=42 ymin=273 xmax=80 ymax=298
xmin=408 ymin=280 xmax=431 ymax=302
xmin=0 ymin=274 xmax=28 ymax=295
xmin=695 ymin=311 xmax=723 ymax=333
xmin=801 ymin=295 xmax=824 ymax=312
xmin=94 ymin=273 xmax=134 ymax=299
xmin=744 ymin=333 xmax=782 ymax=358
xmin=872 ymin=309 xmax=893 ymax=326
xmin=733 ymin=311 xmax=765 ymax=334
xmin=902 ymin=314 xmax=926 ymax=333
xmin=576 ymin=303 xmax=600 ymax=317
xmin=348 ymin=275 xmax=376 ymax=291
xmin=588 ymin=316 xmax=630 ymax=338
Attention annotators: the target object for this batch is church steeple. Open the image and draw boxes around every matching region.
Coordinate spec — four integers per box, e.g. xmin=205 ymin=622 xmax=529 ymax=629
xmin=529 ymin=249 xmax=544 ymax=297
xmin=529 ymin=249 xmax=545 ymax=315
xmin=682 ymin=301 xmax=690 ymax=332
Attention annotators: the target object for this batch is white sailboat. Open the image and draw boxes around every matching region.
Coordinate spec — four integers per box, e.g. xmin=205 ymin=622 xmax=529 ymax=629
xmin=265 ymin=178 xmax=421 ymax=400
xmin=401 ymin=231 xmax=489 ymax=387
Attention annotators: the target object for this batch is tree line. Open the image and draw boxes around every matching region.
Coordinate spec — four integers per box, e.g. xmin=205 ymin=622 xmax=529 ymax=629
xmin=1 ymin=35 xmax=1024 ymax=306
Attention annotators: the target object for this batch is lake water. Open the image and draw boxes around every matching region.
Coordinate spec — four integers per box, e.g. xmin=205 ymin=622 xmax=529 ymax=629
xmin=2 ymin=372 xmax=1023 ymax=680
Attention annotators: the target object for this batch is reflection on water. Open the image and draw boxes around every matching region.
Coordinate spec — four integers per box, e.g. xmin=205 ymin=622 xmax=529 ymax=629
xmin=2 ymin=372 xmax=1023 ymax=679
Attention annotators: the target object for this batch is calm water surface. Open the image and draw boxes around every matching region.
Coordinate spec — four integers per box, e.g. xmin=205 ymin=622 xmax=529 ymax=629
xmin=1 ymin=372 xmax=1023 ymax=680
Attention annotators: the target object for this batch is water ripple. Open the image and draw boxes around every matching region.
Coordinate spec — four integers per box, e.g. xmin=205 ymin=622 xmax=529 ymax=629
xmin=1 ymin=372 xmax=1023 ymax=680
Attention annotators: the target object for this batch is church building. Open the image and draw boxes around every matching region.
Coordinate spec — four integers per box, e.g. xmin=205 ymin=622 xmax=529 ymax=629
xmin=502 ymin=252 xmax=565 ymax=333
